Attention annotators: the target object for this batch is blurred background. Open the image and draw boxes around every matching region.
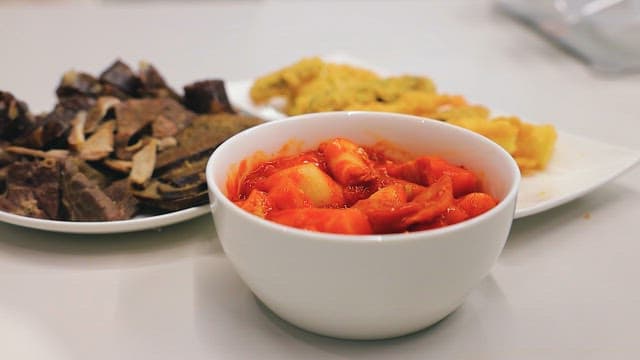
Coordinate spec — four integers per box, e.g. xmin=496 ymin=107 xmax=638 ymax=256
xmin=1 ymin=0 xmax=638 ymax=145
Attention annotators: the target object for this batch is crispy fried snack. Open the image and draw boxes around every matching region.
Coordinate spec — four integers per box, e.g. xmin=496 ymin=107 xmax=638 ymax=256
xmin=250 ymin=57 xmax=557 ymax=172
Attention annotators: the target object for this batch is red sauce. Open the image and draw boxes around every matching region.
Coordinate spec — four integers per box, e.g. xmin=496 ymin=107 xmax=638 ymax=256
xmin=226 ymin=137 xmax=497 ymax=235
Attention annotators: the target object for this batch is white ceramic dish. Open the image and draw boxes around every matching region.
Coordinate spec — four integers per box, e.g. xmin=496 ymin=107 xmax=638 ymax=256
xmin=0 ymin=205 xmax=209 ymax=234
xmin=3 ymin=54 xmax=637 ymax=234
xmin=206 ymin=111 xmax=520 ymax=340
xmin=226 ymin=79 xmax=640 ymax=219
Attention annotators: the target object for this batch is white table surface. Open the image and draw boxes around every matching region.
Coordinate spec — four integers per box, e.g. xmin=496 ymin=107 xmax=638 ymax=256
xmin=1 ymin=1 xmax=639 ymax=359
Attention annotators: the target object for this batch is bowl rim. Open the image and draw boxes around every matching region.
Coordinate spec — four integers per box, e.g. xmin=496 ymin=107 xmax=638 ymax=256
xmin=206 ymin=111 xmax=521 ymax=244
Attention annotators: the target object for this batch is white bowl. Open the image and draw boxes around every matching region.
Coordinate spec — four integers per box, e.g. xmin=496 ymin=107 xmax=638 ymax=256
xmin=205 ymin=111 xmax=520 ymax=340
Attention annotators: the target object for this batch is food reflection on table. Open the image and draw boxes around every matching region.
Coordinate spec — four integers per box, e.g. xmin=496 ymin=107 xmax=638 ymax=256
xmin=250 ymin=57 xmax=557 ymax=173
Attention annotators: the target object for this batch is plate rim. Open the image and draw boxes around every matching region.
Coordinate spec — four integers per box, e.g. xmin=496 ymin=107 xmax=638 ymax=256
xmin=0 ymin=204 xmax=210 ymax=234
xmin=513 ymin=131 xmax=640 ymax=218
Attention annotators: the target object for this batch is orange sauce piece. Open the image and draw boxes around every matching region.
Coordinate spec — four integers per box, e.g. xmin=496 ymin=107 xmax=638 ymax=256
xmin=226 ymin=137 xmax=497 ymax=235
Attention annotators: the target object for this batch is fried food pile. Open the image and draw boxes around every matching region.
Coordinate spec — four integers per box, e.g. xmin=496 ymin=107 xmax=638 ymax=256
xmin=0 ymin=60 xmax=262 ymax=221
xmin=250 ymin=57 xmax=557 ymax=173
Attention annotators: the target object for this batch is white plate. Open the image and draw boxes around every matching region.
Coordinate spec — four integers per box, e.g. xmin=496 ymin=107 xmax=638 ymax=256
xmin=2 ymin=56 xmax=638 ymax=234
xmin=0 ymin=205 xmax=210 ymax=234
xmin=226 ymin=79 xmax=640 ymax=219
